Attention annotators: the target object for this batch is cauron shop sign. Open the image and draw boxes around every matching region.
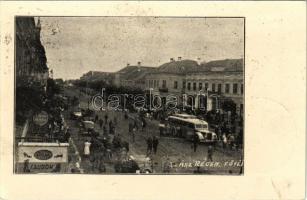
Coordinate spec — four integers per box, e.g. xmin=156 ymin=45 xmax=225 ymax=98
xmin=34 ymin=150 xmax=53 ymax=160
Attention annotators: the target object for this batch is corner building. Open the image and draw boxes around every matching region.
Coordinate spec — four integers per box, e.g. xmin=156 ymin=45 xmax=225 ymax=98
xmin=145 ymin=58 xmax=243 ymax=116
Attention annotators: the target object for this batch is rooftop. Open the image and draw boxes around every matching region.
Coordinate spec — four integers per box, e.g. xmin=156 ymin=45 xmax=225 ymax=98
xmin=199 ymin=59 xmax=243 ymax=72
xmin=117 ymin=65 xmax=156 ymax=81
xmin=157 ymin=59 xmax=200 ymax=74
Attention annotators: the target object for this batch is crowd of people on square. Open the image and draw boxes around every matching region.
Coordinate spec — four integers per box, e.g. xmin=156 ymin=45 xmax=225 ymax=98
xmin=65 ymin=92 xmax=243 ymax=173
xmin=149 ymin=107 xmax=243 ymax=152
xmin=72 ymin=110 xmax=142 ymax=173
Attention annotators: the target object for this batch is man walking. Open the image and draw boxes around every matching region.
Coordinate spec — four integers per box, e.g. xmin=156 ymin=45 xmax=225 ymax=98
xmin=207 ymin=145 xmax=214 ymax=161
xmin=222 ymin=133 xmax=227 ymax=150
xmin=146 ymin=137 xmax=153 ymax=155
xmin=83 ymin=140 xmax=91 ymax=158
xmin=103 ymin=125 xmax=107 ymax=136
xmin=133 ymin=120 xmax=139 ymax=131
xmin=113 ymin=116 xmax=117 ymax=126
xmin=152 ymin=136 xmax=159 ymax=154
xmin=141 ymin=118 xmax=147 ymax=131
xmin=192 ymin=133 xmax=199 ymax=153
xmin=99 ymin=119 xmax=103 ymax=129
xmin=131 ymin=126 xmax=136 ymax=143
xmin=104 ymin=114 xmax=108 ymax=124
xmin=63 ymin=128 xmax=71 ymax=142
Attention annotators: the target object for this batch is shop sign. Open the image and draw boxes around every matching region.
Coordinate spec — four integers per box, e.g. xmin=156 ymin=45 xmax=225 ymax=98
xmin=33 ymin=111 xmax=48 ymax=126
xmin=34 ymin=150 xmax=53 ymax=160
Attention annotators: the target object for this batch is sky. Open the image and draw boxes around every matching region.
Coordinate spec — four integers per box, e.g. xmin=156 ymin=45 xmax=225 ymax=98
xmin=40 ymin=17 xmax=244 ymax=80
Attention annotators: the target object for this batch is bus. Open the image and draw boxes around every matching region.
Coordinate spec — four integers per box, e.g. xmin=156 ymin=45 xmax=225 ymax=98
xmin=159 ymin=115 xmax=218 ymax=144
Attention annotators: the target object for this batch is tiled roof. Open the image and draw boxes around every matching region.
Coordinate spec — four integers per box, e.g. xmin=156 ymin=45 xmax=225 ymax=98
xmin=157 ymin=60 xmax=200 ymax=74
xmin=117 ymin=65 xmax=157 ymax=81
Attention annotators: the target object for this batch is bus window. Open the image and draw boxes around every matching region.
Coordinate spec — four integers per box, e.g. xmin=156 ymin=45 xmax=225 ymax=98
xmin=195 ymin=124 xmax=208 ymax=129
xmin=206 ymin=132 xmax=212 ymax=140
xmin=187 ymin=123 xmax=194 ymax=129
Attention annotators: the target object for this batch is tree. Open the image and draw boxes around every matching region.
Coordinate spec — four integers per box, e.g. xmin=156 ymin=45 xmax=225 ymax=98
xmin=46 ymin=78 xmax=62 ymax=97
xmin=15 ymin=85 xmax=45 ymax=123
xmin=54 ymin=78 xmax=64 ymax=85
xmin=221 ymin=98 xmax=236 ymax=114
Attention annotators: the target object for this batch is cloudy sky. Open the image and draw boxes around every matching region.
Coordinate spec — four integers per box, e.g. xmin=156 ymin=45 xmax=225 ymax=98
xmin=40 ymin=17 xmax=244 ymax=80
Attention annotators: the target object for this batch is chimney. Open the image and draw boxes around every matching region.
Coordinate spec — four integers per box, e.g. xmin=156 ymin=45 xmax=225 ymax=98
xmin=137 ymin=61 xmax=141 ymax=66
xmin=178 ymin=57 xmax=182 ymax=61
xmin=197 ymin=57 xmax=201 ymax=64
xmin=127 ymin=63 xmax=130 ymax=67
xmin=170 ymin=58 xmax=174 ymax=62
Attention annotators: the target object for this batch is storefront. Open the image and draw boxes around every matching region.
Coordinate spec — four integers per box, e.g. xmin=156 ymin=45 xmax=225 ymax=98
xmin=16 ymin=142 xmax=69 ymax=173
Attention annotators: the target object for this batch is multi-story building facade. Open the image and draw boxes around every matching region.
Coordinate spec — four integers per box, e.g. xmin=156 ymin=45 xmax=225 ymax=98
xmin=145 ymin=58 xmax=199 ymax=106
xmin=145 ymin=58 xmax=243 ymax=115
xmin=185 ymin=59 xmax=243 ymax=115
xmin=16 ymin=17 xmax=49 ymax=87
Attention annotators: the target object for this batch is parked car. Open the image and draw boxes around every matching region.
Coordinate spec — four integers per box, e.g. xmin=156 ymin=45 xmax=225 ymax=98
xmin=114 ymin=155 xmax=153 ymax=174
xmin=81 ymin=120 xmax=95 ymax=130
xmin=70 ymin=111 xmax=82 ymax=120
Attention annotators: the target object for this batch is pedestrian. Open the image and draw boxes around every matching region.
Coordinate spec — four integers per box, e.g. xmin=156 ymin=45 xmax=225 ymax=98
xmin=192 ymin=133 xmax=199 ymax=153
xmin=163 ymin=157 xmax=172 ymax=173
xmin=104 ymin=114 xmax=108 ymax=124
xmin=98 ymin=158 xmax=106 ymax=173
xmin=83 ymin=139 xmax=91 ymax=158
xmin=99 ymin=119 xmax=103 ymax=129
xmin=146 ymin=137 xmax=153 ymax=155
xmin=23 ymin=159 xmax=31 ymax=173
xmin=95 ymin=115 xmax=98 ymax=123
xmin=128 ymin=122 xmax=133 ymax=133
xmin=114 ymin=116 xmax=117 ymax=126
xmin=152 ymin=136 xmax=159 ymax=154
xmin=122 ymin=141 xmax=129 ymax=152
xmin=222 ymin=133 xmax=227 ymax=150
xmin=133 ymin=120 xmax=139 ymax=131
xmin=64 ymin=128 xmax=71 ymax=142
xmin=103 ymin=125 xmax=107 ymax=136
xmin=228 ymin=134 xmax=235 ymax=150
xmin=141 ymin=121 xmax=144 ymax=131
xmin=109 ymin=126 xmax=115 ymax=135
xmin=207 ymin=145 xmax=213 ymax=161
xmin=109 ymin=120 xmax=113 ymax=131
xmin=131 ymin=126 xmax=136 ymax=142
xmin=141 ymin=118 xmax=147 ymax=131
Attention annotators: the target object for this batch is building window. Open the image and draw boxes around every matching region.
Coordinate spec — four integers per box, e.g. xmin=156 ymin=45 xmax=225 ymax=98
xmin=162 ymin=80 xmax=167 ymax=88
xmin=174 ymin=81 xmax=178 ymax=89
xmin=205 ymin=83 xmax=208 ymax=91
xmin=157 ymin=80 xmax=159 ymax=87
xmin=241 ymin=84 xmax=244 ymax=94
xmin=225 ymin=84 xmax=230 ymax=94
xmin=187 ymin=82 xmax=191 ymax=90
xmin=149 ymin=80 xmax=153 ymax=88
xmin=153 ymin=80 xmax=156 ymax=88
xmin=233 ymin=83 xmax=238 ymax=94
xmin=218 ymin=84 xmax=222 ymax=93
xmin=199 ymin=82 xmax=203 ymax=90
xmin=193 ymin=82 xmax=196 ymax=91
xmin=212 ymin=83 xmax=216 ymax=92
xmin=183 ymin=81 xmax=186 ymax=89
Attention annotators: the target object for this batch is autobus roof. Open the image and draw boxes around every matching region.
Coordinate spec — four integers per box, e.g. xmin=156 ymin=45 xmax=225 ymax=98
xmin=169 ymin=115 xmax=208 ymax=125
xmin=173 ymin=113 xmax=197 ymax=119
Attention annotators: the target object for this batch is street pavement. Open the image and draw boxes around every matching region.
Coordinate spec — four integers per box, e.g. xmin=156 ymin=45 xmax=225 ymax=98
xmin=64 ymin=87 xmax=243 ymax=174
